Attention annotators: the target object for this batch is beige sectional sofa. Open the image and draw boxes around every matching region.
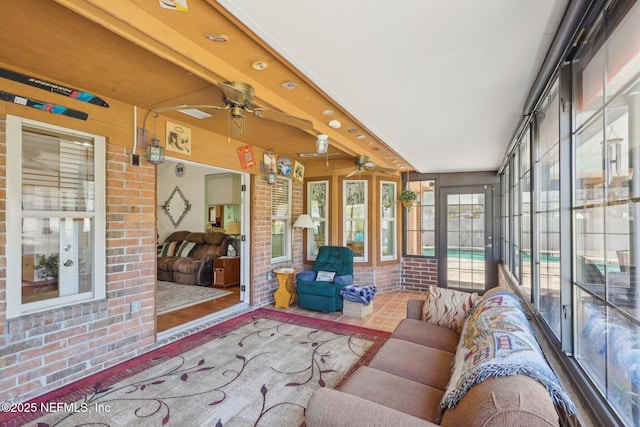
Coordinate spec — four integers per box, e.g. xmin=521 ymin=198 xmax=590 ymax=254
xmin=306 ymin=288 xmax=575 ymax=427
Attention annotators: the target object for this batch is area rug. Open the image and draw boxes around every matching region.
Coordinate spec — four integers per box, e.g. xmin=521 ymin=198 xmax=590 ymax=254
xmin=2 ymin=308 xmax=389 ymax=427
xmin=157 ymin=281 xmax=232 ymax=315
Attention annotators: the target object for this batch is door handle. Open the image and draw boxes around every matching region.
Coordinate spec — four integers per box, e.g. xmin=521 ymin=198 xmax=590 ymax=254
xmin=485 ymin=243 xmax=492 ymax=248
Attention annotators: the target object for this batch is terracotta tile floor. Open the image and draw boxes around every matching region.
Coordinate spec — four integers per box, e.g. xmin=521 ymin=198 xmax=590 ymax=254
xmin=270 ymin=290 xmax=428 ymax=332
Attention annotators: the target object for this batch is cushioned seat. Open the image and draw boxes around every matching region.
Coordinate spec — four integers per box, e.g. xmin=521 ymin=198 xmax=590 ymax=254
xmin=296 ymin=246 xmax=354 ymax=312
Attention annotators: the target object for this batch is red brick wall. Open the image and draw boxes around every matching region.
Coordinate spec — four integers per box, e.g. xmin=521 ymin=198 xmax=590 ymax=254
xmin=0 ymin=138 xmax=157 ymax=404
xmin=352 ymin=264 xmax=402 ymax=292
xmin=250 ymin=176 xmax=304 ymax=306
xmin=401 ymin=257 xmax=438 ymax=291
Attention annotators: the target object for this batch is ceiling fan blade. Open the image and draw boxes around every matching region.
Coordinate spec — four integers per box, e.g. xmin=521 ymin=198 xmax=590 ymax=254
xmin=298 ymin=152 xmax=340 ymax=158
xmin=253 ymin=108 xmax=314 ymax=132
xmin=345 ymin=169 xmax=358 ymax=178
xmin=325 ymin=165 xmax=354 ymax=172
xmin=150 ymin=104 xmax=227 ymax=114
xmin=219 ymin=82 xmax=250 ymax=106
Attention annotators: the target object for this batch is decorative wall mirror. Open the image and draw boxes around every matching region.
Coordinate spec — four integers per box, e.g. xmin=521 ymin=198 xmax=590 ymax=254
xmin=161 ymin=186 xmax=191 ymax=227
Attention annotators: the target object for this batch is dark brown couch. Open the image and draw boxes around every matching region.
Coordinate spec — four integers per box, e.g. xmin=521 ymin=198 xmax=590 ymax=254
xmin=157 ymin=231 xmax=233 ymax=286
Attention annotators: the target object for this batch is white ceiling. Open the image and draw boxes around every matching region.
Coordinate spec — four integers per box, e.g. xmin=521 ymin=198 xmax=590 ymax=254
xmin=216 ymin=0 xmax=569 ymax=173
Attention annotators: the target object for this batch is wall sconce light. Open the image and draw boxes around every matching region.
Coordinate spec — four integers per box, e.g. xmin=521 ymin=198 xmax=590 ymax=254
xmin=316 ymin=134 xmax=329 ymax=154
xmin=267 ymin=167 xmax=277 ymax=185
xmin=146 ymin=113 xmax=165 ymax=165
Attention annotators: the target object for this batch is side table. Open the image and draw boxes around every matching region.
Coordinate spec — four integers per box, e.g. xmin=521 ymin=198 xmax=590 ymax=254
xmin=213 ymin=256 xmax=240 ymax=287
xmin=273 ymin=268 xmax=298 ymax=309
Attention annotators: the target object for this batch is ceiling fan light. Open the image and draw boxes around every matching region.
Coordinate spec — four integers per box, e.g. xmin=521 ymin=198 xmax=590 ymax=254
xmin=146 ymin=137 xmax=165 ymax=165
xmin=316 ymin=134 xmax=329 ymax=154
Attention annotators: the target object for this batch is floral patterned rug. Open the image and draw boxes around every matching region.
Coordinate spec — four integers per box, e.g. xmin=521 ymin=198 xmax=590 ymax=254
xmin=3 ymin=309 xmax=389 ymax=427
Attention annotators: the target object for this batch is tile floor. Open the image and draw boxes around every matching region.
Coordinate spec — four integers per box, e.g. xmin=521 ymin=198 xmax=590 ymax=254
xmin=270 ymin=290 xmax=428 ymax=332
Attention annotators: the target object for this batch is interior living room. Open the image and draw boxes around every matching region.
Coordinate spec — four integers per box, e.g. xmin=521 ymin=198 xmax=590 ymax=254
xmin=0 ymin=1 xmax=638 ymax=426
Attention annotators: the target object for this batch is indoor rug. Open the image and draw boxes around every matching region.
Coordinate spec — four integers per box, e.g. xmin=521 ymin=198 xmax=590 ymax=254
xmin=3 ymin=308 xmax=389 ymax=427
xmin=156 ymin=281 xmax=232 ymax=315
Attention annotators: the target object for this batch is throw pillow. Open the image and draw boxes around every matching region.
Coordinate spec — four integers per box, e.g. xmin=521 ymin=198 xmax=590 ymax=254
xmin=159 ymin=241 xmax=178 ymax=257
xmin=296 ymin=270 xmax=316 ymax=281
xmin=316 ymin=270 xmax=336 ymax=282
xmin=334 ymin=274 xmax=354 ymax=285
xmin=421 ymin=286 xmax=479 ymax=333
xmin=176 ymin=241 xmax=196 ymax=257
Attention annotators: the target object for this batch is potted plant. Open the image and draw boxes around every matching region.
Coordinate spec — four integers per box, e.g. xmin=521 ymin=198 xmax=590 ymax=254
xmin=35 ymin=253 xmax=59 ymax=280
xmin=398 ymin=189 xmax=418 ymax=208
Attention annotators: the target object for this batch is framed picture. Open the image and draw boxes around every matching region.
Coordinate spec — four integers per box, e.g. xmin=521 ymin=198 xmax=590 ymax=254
xmin=293 ymin=161 xmax=305 ymax=182
xmin=166 ymin=121 xmax=191 ymax=155
xmin=237 ymin=145 xmax=256 ymax=169
xmin=277 ymin=156 xmax=292 ymax=178
xmin=263 ymin=152 xmax=276 ymax=173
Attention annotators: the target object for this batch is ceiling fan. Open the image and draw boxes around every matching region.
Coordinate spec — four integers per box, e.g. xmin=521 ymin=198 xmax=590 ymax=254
xmin=327 ymin=155 xmax=395 ymax=177
xmin=149 ymin=81 xmax=314 ymax=137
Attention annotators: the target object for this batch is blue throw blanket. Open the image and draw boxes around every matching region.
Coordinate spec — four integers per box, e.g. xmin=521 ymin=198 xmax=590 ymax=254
xmin=438 ymin=290 xmax=576 ymax=421
xmin=340 ymin=284 xmax=376 ymax=305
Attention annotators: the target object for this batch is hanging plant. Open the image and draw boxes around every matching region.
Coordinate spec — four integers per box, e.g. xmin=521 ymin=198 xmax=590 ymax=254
xmin=398 ymin=189 xmax=418 ymax=208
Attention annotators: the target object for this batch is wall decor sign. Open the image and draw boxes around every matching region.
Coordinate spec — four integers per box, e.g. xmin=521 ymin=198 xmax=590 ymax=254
xmin=166 ymin=121 xmax=191 ymax=155
xmin=237 ymin=145 xmax=256 ymax=169
xmin=278 ymin=156 xmax=292 ymax=178
xmin=293 ymin=161 xmax=305 ymax=182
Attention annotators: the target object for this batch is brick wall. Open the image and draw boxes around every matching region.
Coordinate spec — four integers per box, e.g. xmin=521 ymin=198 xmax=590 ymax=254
xmin=0 ymin=139 xmax=157 ymax=404
xmin=401 ymin=257 xmax=438 ymax=291
xmin=250 ymin=176 xmax=305 ymax=306
xmin=352 ymin=264 xmax=402 ymax=292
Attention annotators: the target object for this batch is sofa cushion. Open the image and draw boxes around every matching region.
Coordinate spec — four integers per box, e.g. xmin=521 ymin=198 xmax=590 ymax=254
xmin=157 ymin=256 xmax=180 ymax=271
xmin=184 ymin=232 xmax=206 ymax=244
xmin=341 ymin=366 xmax=443 ymax=422
xmin=392 ymin=318 xmax=460 ymax=353
xmin=173 ymin=257 xmax=201 ymax=274
xmin=369 ymin=338 xmax=454 ymax=390
xmin=176 ymin=241 xmax=196 ymax=257
xmin=164 ymin=230 xmax=190 ymax=242
xmin=421 ymin=286 xmax=478 ymax=333
xmin=296 ymin=281 xmax=341 ymax=297
xmin=204 ymin=232 xmax=227 ymax=245
xmin=158 ymin=241 xmax=178 ymax=257
xmin=440 ymin=375 xmax=559 ymax=427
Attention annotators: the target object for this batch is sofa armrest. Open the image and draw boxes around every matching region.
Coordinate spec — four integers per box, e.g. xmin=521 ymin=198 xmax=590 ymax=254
xmin=306 ymin=388 xmax=437 ymax=427
xmin=407 ymin=299 xmax=425 ymax=320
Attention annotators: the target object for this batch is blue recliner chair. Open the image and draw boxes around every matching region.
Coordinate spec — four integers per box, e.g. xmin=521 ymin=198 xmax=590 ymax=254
xmin=296 ymin=246 xmax=354 ymax=312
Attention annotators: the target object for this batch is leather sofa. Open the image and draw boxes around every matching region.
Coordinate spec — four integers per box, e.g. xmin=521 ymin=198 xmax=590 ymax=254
xmin=157 ymin=231 xmax=233 ymax=286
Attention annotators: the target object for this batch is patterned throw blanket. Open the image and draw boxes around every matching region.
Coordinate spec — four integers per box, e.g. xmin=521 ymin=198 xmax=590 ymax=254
xmin=340 ymin=284 xmax=377 ymax=305
xmin=438 ymin=290 xmax=576 ymax=420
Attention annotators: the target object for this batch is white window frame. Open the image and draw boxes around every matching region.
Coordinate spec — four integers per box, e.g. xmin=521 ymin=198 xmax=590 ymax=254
xmin=271 ymin=177 xmax=291 ymax=263
xmin=380 ymin=181 xmax=397 ymax=261
xmin=306 ymin=180 xmax=329 ymax=261
xmin=6 ymin=115 xmax=106 ymax=319
xmin=343 ymin=179 xmax=368 ymax=262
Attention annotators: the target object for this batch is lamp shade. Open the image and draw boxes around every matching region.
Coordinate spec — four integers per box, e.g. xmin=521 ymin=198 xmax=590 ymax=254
xmin=226 ymin=221 xmax=241 ymax=235
xmin=293 ymin=214 xmax=315 ymax=229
